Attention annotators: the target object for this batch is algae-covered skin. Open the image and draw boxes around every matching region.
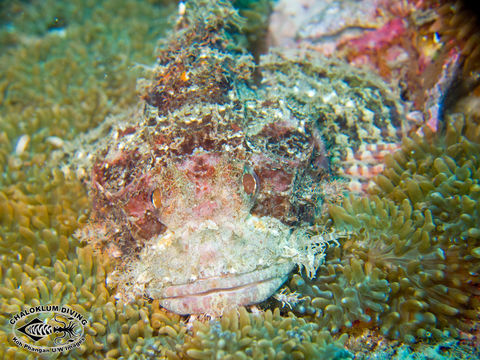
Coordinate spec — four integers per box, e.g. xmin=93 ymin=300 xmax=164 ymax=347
xmin=72 ymin=0 xmax=405 ymax=316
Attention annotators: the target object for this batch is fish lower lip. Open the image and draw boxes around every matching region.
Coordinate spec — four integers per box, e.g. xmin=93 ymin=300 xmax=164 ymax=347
xmin=156 ymin=263 xmax=294 ymax=315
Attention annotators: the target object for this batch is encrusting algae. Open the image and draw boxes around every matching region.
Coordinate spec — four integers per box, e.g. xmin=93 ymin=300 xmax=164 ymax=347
xmin=1 ymin=0 xmax=480 ymax=359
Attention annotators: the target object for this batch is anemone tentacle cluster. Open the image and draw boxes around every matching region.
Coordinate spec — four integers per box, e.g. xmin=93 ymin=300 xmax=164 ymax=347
xmin=288 ymin=115 xmax=480 ymax=343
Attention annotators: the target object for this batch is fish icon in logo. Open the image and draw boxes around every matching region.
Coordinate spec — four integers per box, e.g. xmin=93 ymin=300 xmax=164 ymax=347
xmin=16 ymin=315 xmax=81 ymax=345
xmin=17 ymin=318 xmax=47 ymax=342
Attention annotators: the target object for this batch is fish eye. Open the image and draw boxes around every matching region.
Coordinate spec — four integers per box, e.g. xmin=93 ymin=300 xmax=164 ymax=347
xmin=151 ymin=188 xmax=162 ymax=209
xmin=242 ymin=166 xmax=259 ymax=197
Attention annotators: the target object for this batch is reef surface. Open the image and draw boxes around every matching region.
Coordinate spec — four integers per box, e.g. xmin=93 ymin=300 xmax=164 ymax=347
xmin=0 ymin=0 xmax=479 ymax=359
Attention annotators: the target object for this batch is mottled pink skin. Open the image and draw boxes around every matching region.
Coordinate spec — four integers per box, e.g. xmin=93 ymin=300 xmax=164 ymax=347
xmin=153 ymin=152 xmax=248 ymax=229
xmin=177 ymin=154 xmax=224 ymax=218
xmin=193 ymin=200 xmax=219 ymax=218
xmin=347 ymin=18 xmax=406 ymax=54
xmin=250 ymin=154 xmax=293 ymax=192
xmin=178 ymin=152 xmax=221 ymax=177
xmin=198 ymin=243 xmax=218 ymax=265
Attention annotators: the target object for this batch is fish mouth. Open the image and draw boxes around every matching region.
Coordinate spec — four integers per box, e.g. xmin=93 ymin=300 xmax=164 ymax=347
xmin=156 ymin=262 xmax=294 ymax=315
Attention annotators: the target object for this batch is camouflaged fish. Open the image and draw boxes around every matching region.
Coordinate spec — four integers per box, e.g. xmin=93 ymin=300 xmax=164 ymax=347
xmin=77 ymin=0 xmax=403 ymax=315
